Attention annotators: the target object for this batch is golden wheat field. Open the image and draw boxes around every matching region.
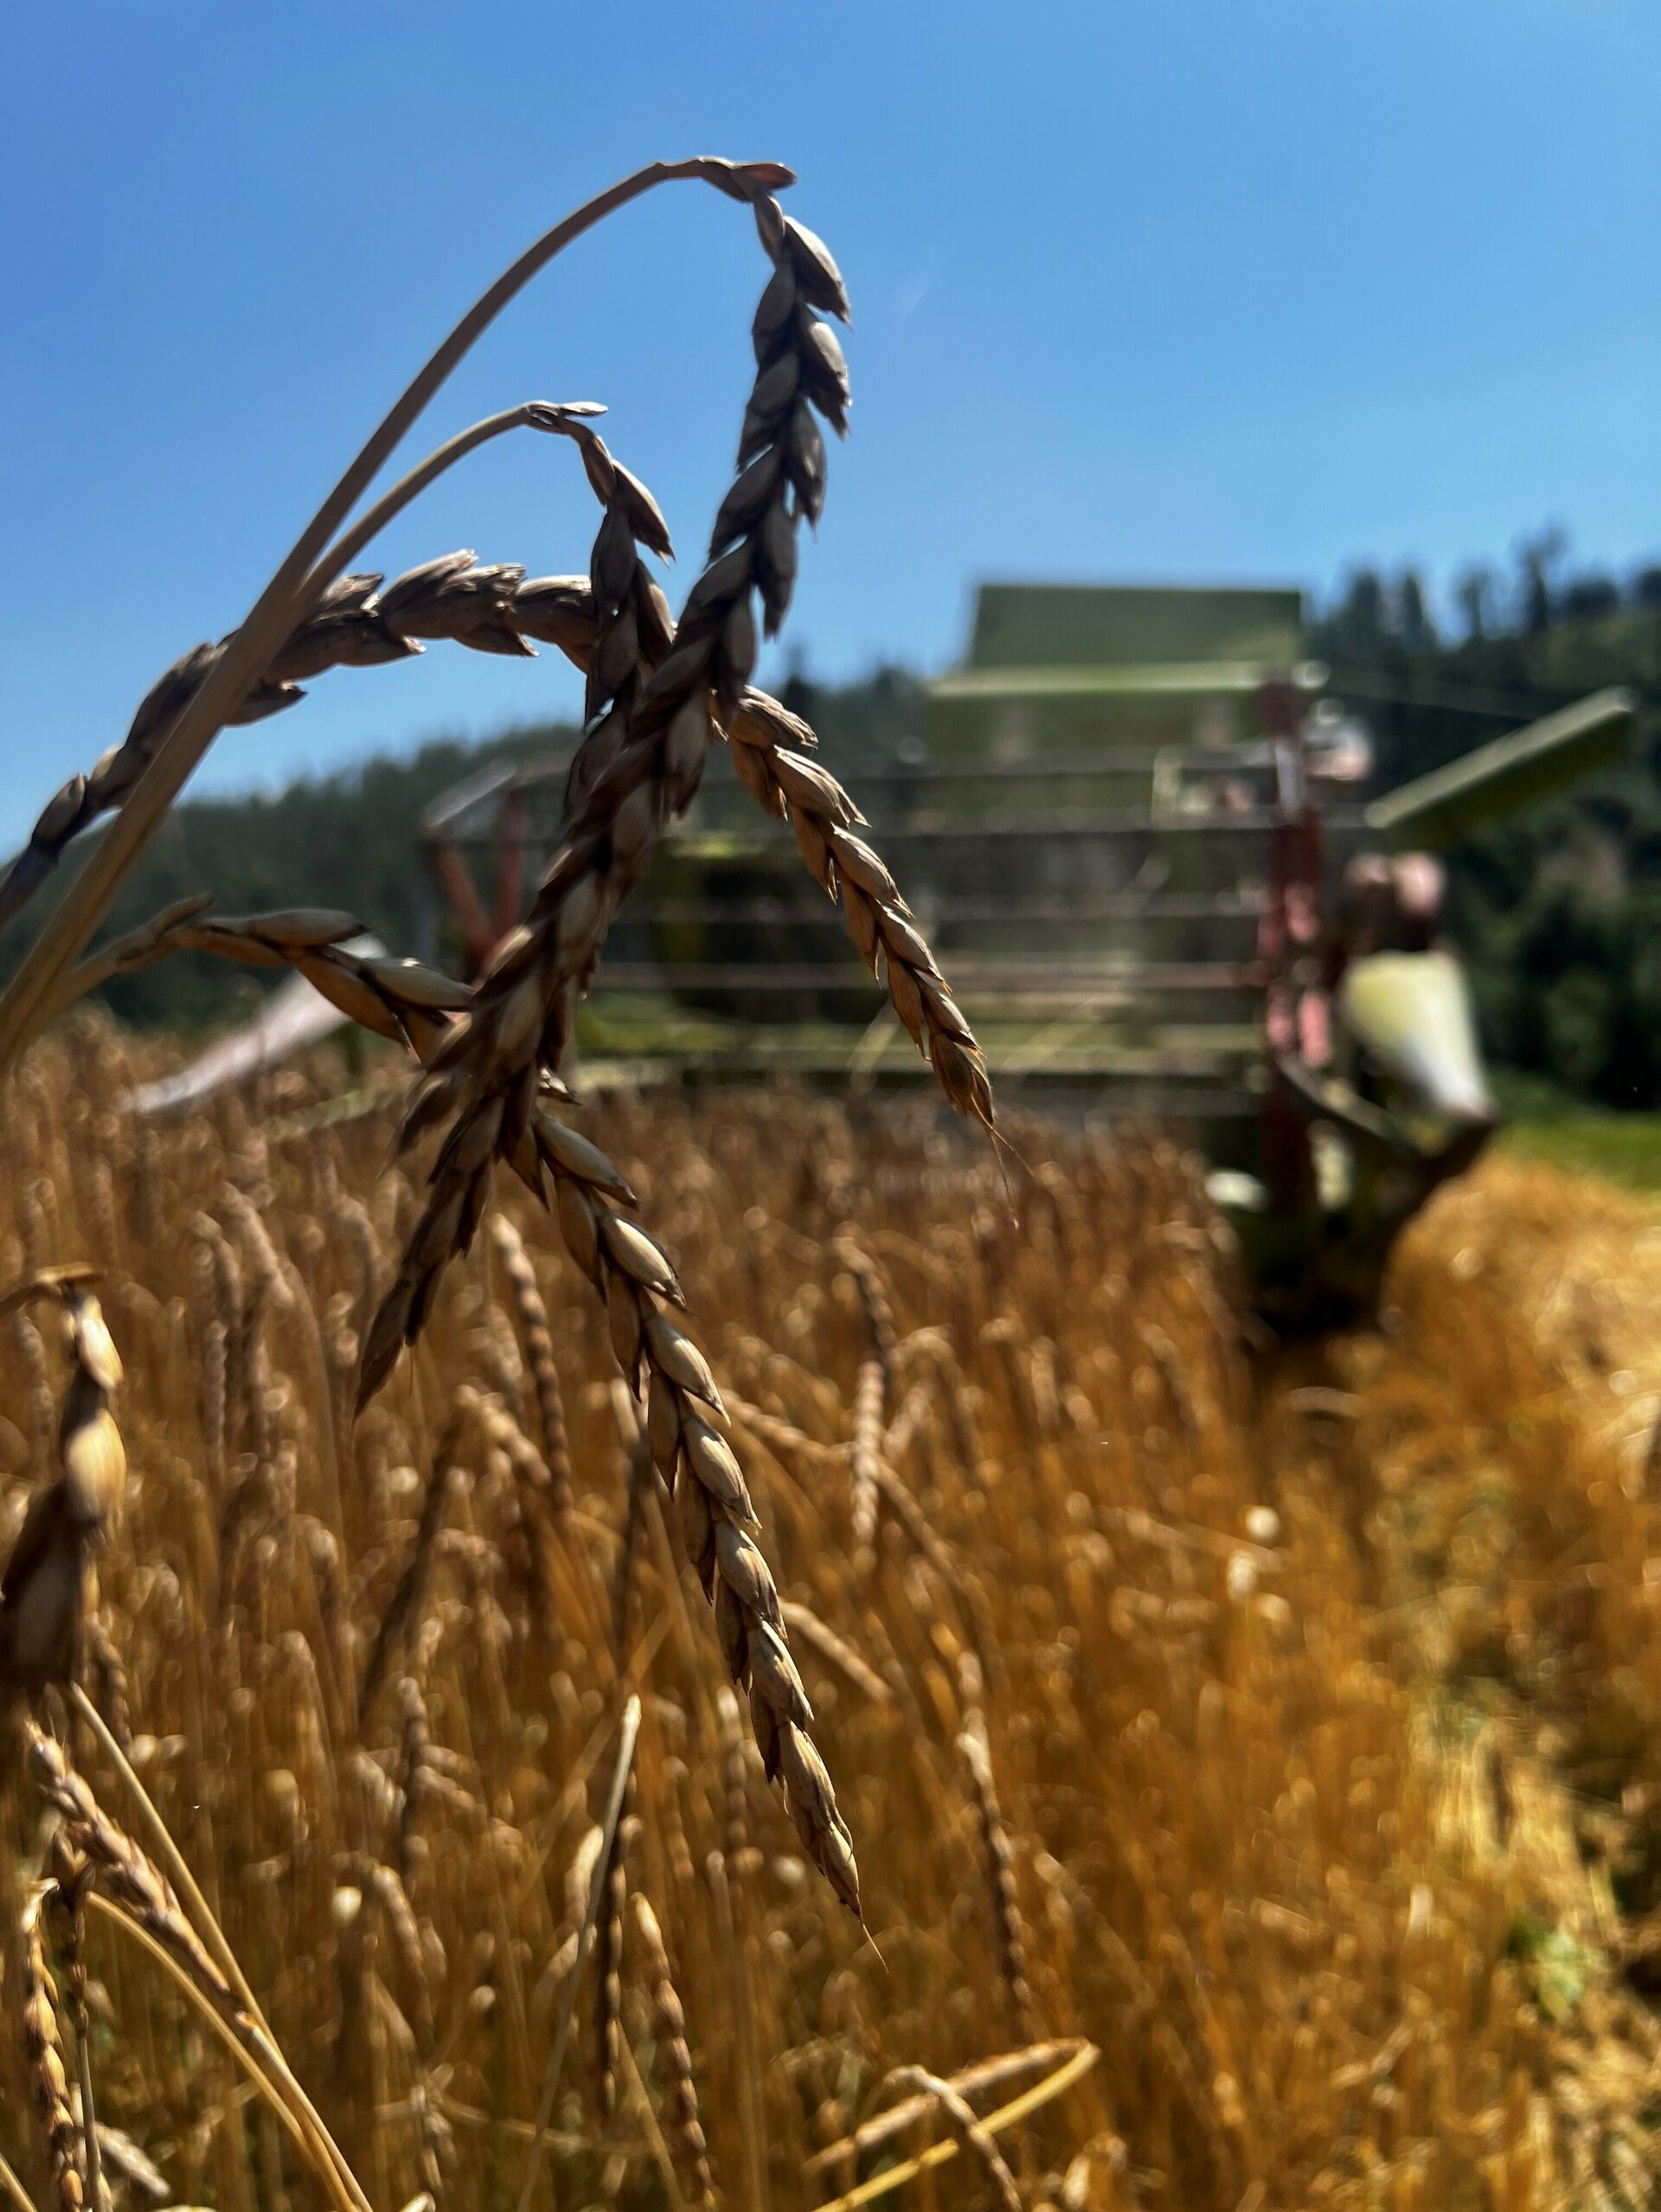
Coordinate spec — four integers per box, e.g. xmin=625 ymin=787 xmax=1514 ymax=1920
xmin=4 ymin=1023 xmax=1661 ymax=2212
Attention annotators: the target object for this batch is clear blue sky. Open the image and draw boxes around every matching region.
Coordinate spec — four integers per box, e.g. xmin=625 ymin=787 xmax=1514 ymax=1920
xmin=3 ymin=2 xmax=1658 ymax=848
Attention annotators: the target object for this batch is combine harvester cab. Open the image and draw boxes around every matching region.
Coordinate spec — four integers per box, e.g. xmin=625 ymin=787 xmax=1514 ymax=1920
xmin=410 ymin=583 xmax=1632 ymax=1331
xmin=928 ymin=583 xmax=1632 ymax=1329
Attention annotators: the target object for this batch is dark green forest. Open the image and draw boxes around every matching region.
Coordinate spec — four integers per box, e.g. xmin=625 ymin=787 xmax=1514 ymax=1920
xmin=10 ymin=537 xmax=1661 ymax=1106
xmin=1311 ymin=534 xmax=1661 ymax=1109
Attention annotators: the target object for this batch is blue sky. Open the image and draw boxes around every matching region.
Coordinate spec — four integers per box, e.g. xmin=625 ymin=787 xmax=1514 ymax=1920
xmin=3 ymin=2 xmax=1658 ymax=847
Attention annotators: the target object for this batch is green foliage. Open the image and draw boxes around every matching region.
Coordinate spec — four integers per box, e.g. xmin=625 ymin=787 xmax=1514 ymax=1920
xmin=1314 ymin=553 xmax=1661 ymax=1108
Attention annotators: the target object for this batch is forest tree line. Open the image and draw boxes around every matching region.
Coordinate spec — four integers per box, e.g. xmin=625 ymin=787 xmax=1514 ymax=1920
xmin=7 ymin=535 xmax=1661 ymax=1107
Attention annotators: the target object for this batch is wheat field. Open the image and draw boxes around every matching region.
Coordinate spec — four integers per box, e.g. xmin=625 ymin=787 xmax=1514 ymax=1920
xmin=0 ymin=1023 xmax=1657 ymax=2212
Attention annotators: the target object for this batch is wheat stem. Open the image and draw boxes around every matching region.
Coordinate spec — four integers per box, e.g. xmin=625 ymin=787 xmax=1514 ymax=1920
xmin=307 ymin=401 xmax=601 ymax=587
xmin=709 ymin=1848 xmax=768 ymax=2212
xmin=81 ymin=1894 xmax=349 ymax=2212
xmin=0 ymin=2149 xmax=35 ymax=2212
xmin=810 ymin=2043 xmax=1099 ymax=2212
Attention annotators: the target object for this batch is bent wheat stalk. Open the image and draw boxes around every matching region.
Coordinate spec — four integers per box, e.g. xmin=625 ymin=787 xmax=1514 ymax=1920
xmin=0 ymin=156 xmax=796 ymax=1072
xmin=874 ymin=2068 xmax=1022 ymax=2212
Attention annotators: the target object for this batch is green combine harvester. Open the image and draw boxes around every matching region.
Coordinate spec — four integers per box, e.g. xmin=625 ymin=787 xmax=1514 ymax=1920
xmin=424 ymin=583 xmax=1633 ymax=1328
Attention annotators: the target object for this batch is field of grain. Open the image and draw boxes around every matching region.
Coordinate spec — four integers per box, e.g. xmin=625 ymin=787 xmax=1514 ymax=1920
xmin=3 ymin=1025 xmax=1661 ymax=2212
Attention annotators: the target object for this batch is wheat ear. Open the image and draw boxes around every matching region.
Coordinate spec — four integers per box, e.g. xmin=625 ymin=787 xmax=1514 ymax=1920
xmin=632 ymin=1895 xmax=716 ymax=2209
xmin=362 ymin=191 xmax=852 ymax=1401
xmin=489 ymin=1215 xmax=574 ymax=1522
xmin=728 ymin=691 xmax=993 ymax=1121
xmin=52 ymin=625 xmax=988 ymax=1124
xmin=16 ymin=1885 xmax=84 ymax=2212
xmin=593 ymin=1776 xmax=633 ymax=2125
xmin=839 ymin=1241 xmax=896 ymax=1576
xmin=394 ymin=1100 xmax=861 ymax=1914
xmin=358 ymin=1424 xmax=462 ymax=1715
xmin=959 ymin=1715 xmax=1038 ymax=2044
xmin=45 ymin=1842 xmax=104 ymax=2212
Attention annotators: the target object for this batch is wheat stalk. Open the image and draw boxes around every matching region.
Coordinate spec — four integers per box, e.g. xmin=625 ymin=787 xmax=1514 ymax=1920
xmin=875 ymin=2068 xmax=1022 ymax=2212
xmin=0 ymin=158 xmax=811 ymax=1068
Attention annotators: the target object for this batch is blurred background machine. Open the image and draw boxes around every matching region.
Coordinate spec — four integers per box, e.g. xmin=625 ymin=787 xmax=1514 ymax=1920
xmin=422 ymin=583 xmax=1632 ymax=1324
